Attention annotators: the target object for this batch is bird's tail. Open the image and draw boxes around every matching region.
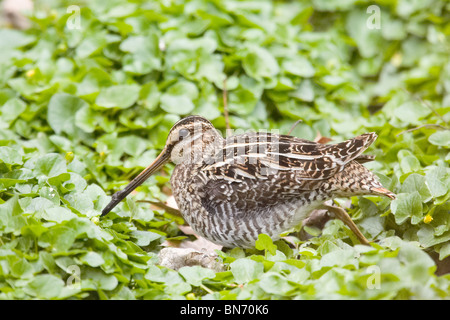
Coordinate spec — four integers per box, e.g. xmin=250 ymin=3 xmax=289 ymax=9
xmin=330 ymin=161 xmax=396 ymax=199
xmin=325 ymin=132 xmax=377 ymax=167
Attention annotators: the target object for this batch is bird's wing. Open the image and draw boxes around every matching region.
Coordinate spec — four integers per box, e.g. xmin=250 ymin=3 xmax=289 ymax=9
xmin=199 ymin=132 xmax=377 ymax=213
xmin=202 ymin=132 xmax=377 ymax=181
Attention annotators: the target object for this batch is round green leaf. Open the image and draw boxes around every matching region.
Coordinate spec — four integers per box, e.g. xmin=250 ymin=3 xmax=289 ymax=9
xmin=428 ymin=131 xmax=450 ymax=148
xmin=230 ymin=258 xmax=264 ymax=284
xmin=80 ymin=252 xmax=105 ymax=267
xmin=243 ymin=46 xmax=279 ymax=80
xmin=47 ymin=93 xmax=89 ymax=136
xmin=0 ymin=146 xmax=22 ymax=166
xmin=27 ymin=274 xmax=65 ymax=299
xmin=178 ymin=266 xmax=215 ymax=286
xmin=96 ymin=85 xmax=140 ymax=109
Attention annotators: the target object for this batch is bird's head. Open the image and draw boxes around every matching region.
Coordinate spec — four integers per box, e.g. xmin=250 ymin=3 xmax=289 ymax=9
xmin=165 ymin=115 xmax=222 ymax=164
xmin=101 ymin=115 xmax=222 ymax=216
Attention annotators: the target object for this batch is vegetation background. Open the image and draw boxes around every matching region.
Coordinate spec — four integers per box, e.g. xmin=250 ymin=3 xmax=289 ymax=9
xmin=0 ymin=0 xmax=449 ymax=299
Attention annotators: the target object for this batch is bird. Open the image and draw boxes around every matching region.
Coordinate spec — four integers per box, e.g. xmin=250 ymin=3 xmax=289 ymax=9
xmin=101 ymin=115 xmax=396 ymax=248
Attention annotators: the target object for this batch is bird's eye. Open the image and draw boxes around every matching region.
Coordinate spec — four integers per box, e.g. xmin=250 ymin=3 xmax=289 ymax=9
xmin=178 ymin=129 xmax=189 ymax=140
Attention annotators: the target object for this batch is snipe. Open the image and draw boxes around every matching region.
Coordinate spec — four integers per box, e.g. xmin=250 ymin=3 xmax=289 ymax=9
xmin=102 ymin=116 xmax=395 ymax=248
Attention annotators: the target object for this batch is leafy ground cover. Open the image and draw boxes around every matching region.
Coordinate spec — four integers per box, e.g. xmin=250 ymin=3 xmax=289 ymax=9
xmin=0 ymin=0 xmax=449 ymax=299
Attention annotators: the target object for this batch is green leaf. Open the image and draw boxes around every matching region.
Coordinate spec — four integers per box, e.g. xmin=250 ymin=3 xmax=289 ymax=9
xmin=38 ymin=225 xmax=78 ymax=252
xmin=76 ymin=33 xmax=107 ymax=58
xmin=400 ymin=173 xmax=432 ymax=202
xmin=160 ymin=81 xmax=198 ymax=115
xmin=396 ymin=0 xmax=434 ymax=18
xmin=80 ymin=252 xmax=105 ymax=267
xmin=381 ymin=17 xmax=406 ymax=40
xmin=39 ymin=251 xmax=56 ymax=273
xmin=346 ymin=9 xmax=384 ymax=58
xmin=178 ymin=266 xmax=215 ymax=286
xmin=393 ymin=101 xmax=431 ymax=125
xmin=255 ymin=234 xmax=277 ymax=255
xmin=391 ymin=192 xmax=423 ymax=225
xmin=282 ymin=58 xmax=315 ymax=77
xmin=145 ymin=265 xmax=185 ymax=285
xmin=82 ymin=269 xmax=118 ymax=291
xmin=0 ymin=29 xmax=35 ymax=49
xmin=139 ymin=81 xmax=161 ymax=111
xmin=42 ymin=207 xmax=77 ymax=223
xmin=0 ymin=196 xmax=25 ymax=232
xmin=399 ymin=155 xmax=421 ymax=174
xmin=120 ymin=35 xmax=161 ymax=74
xmin=33 ymin=154 xmax=67 ymax=178
xmin=228 ymin=76 xmax=263 ymax=116
xmin=96 ymin=85 xmax=140 ymax=109
xmin=47 ymin=93 xmax=89 ymax=136
xmin=439 ymin=242 xmax=450 ymax=260
xmin=75 ymin=105 xmax=97 ymax=133
xmin=242 ymin=46 xmax=279 ymax=80
xmin=11 ymin=258 xmax=34 ymax=279
xmin=21 ymin=223 xmax=48 ymax=238
xmin=258 ymin=272 xmax=294 ymax=295
xmin=319 ymin=248 xmax=358 ymax=269
xmin=230 ymin=258 xmax=264 ymax=284
xmin=26 ymin=274 xmax=65 ymax=299
xmin=0 ymin=146 xmax=23 ymax=166
xmin=130 ymin=230 xmax=161 ymax=246
xmin=397 ymin=242 xmax=435 ymax=284
xmin=428 ymin=130 xmax=450 ymax=148
xmin=1 ymin=98 xmax=27 ymax=124
xmin=425 ymin=166 xmax=448 ymax=198
xmin=290 ymin=80 xmax=315 ymax=102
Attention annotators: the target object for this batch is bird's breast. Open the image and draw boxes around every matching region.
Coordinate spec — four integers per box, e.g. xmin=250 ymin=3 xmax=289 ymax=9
xmin=170 ymin=163 xmax=327 ymax=248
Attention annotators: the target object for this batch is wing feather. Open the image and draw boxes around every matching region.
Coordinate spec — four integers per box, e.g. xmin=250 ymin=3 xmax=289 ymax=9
xmin=199 ymin=132 xmax=377 ymax=214
xmin=203 ymin=132 xmax=376 ymax=181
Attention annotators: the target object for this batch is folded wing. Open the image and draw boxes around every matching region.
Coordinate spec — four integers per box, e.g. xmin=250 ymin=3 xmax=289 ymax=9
xmin=199 ymin=132 xmax=377 ymax=213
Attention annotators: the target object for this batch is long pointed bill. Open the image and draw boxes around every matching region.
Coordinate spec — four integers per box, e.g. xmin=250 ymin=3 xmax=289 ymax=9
xmin=101 ymin=148 xmax=170 ymax=216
